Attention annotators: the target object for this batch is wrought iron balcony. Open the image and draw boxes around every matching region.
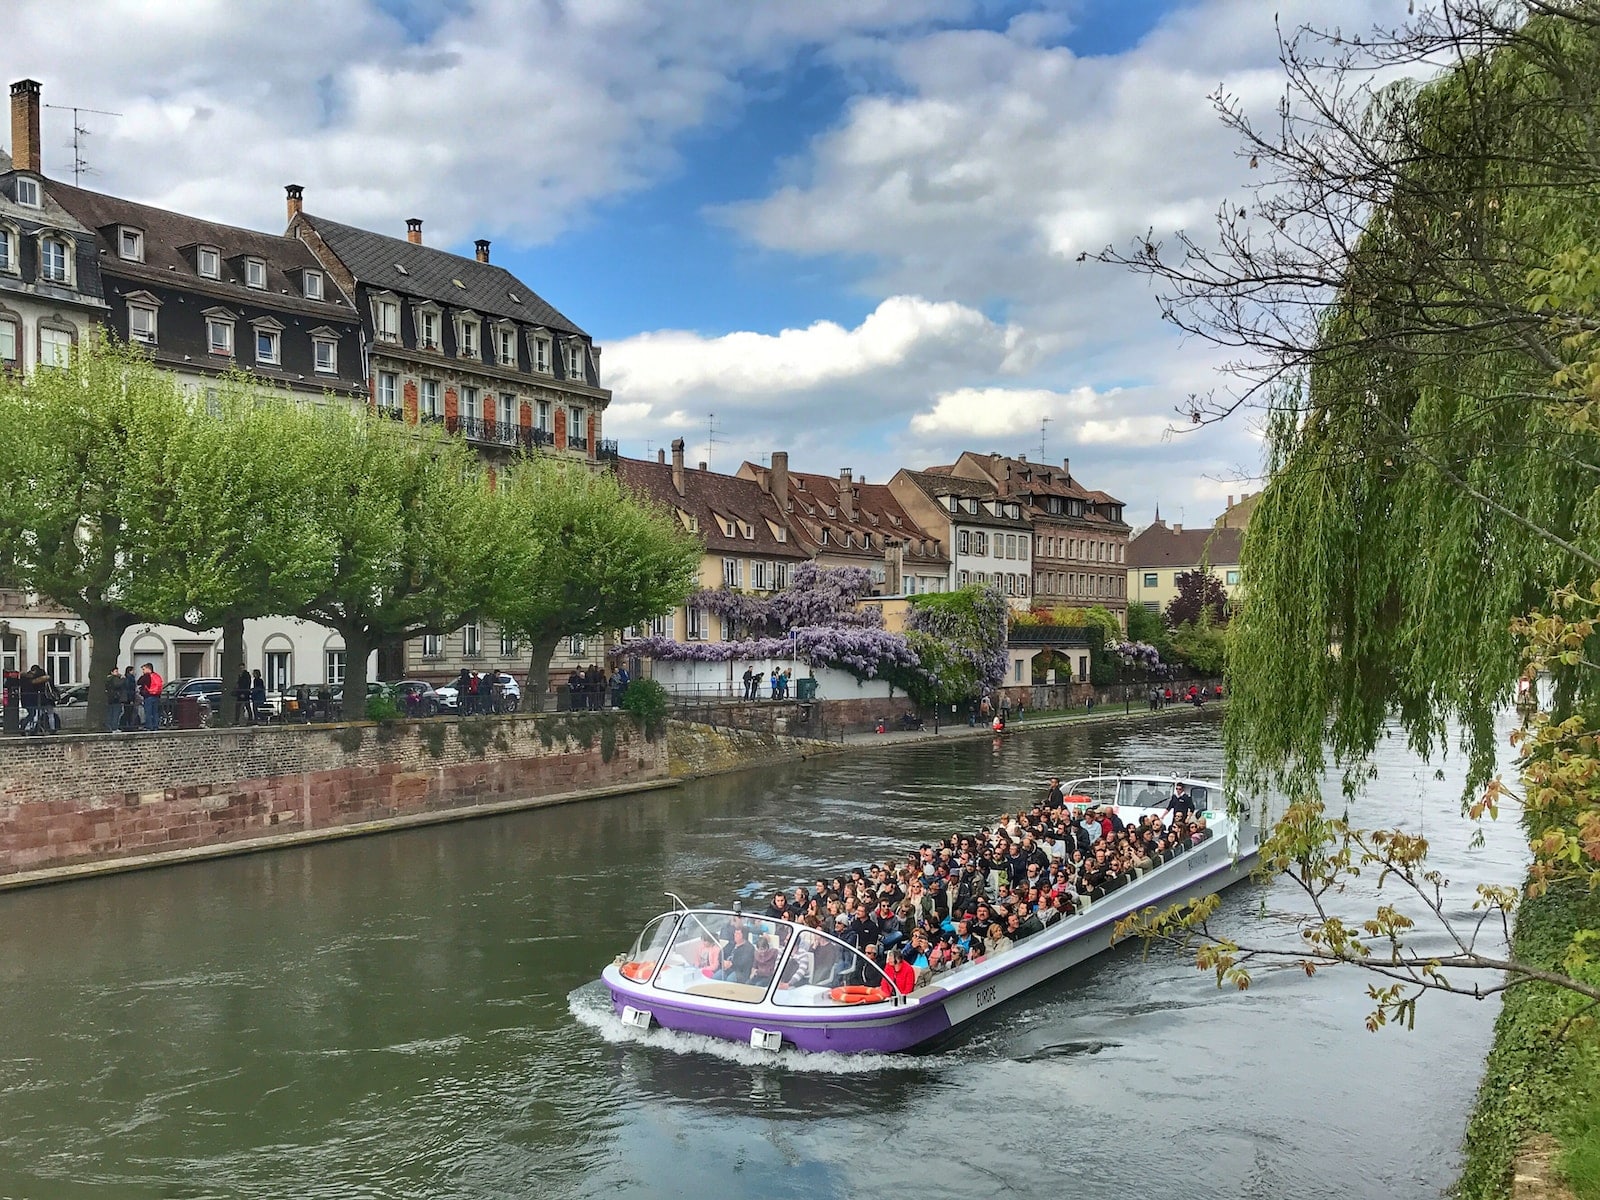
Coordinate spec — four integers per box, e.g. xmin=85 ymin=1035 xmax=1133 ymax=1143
xmin=457 ymin=415 xmax=488 ymax=441
xmin=597 ymin=438 xmax=619 ymax=461
xmin=567 ymin=433 xmax=588 ymax=451
xmin=375 ymin=404 xmax=403 ymax=421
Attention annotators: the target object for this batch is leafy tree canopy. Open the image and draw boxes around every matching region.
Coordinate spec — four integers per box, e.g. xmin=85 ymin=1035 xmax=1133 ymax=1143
xmin=1165 ymin=570 xmax=1228 ymax=630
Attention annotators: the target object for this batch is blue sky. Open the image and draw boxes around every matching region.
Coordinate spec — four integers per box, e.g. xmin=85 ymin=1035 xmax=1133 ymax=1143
xmin=1 ymin=0 xmax=1388 ymax=523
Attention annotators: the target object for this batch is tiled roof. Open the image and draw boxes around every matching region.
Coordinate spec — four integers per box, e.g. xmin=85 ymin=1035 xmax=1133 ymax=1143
xmin=1126 ymin=521 xmax=1242 ymax=569
xmin=297 ymin=214 xmax=585 ymax=335
xmin=953 ymin=451 xmax=1127 ymax=517
xmin=615 ymin=457 xmax=808 ymax=558
xmin=779 ymin=469 xmax=948 ymax=564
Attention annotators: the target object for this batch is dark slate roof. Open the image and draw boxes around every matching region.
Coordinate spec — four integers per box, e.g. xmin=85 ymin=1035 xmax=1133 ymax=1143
xmin=298 ymin=213 xmax=585 ymax=336
xmin=897 ymin=469 xmax=1033 ymax=530
xmin=615 ymin=457 xmax=808 ymax=559
xmin=1126 ymin=520 xmax=1242 ymax=569
xmin=44 ymin=179 xmax=356 ymax=323
xmin=0 ymin=170 xmax=106 ymax=308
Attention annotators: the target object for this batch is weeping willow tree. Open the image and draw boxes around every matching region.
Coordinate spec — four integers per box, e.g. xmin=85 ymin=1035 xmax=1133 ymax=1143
xmin=1105 ymin=0 xmax=1600 ymax=1044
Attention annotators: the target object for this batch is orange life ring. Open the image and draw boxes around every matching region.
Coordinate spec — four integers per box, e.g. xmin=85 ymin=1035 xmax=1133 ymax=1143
xmin=620 ymin=960 xmax=657 ymax=981
xmin=829 ymin=985 xmax=882 ymax=1005
xmin=1063 ymin=794 xmax=1093 ymax=805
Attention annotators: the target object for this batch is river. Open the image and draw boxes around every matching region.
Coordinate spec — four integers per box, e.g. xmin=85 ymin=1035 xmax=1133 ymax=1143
xmin=0 ymin=708 xmax=1528 ymax=1199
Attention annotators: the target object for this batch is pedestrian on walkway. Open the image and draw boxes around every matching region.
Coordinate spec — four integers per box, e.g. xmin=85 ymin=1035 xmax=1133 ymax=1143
xmin=121 ymin=666 xmax=140 ymax=729
xmin=250 ymin=670 xmax=268 ymax=722
xmin=104 ymin=669 xmax=123 ymax=733
xmin=138 ymin=663 xmax=163 ymax=732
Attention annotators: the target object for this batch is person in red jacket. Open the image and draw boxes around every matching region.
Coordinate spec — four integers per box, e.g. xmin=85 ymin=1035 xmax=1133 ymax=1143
xmin=138 ymin=663 xmax=164 ymax=732
xmin=879 ymin=945 xmax=916 ymax=999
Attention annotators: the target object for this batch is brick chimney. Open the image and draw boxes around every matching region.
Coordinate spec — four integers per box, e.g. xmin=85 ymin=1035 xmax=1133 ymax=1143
xmin=657 ymin=448 xmax=665 ymax=464
xmin=671 ymin=437 xmax=685 ymax=495
xmin=771 ymin=451 xmax=789 ymax=512
xmin=475 ymin=239 xmax=490 ymax=263
xmin=839 ymin=468 xmax=855 ymax=521
xmin=884 ymin=539 xmax=904 ymax=595
xmin=10 ymin=79 xmax=41 ymax=175
xmin=285 ymin=183 xmax=304 ymax=223
xmin=1062 ymin=456 xmax=1071 ymax=479
xmin=406 ymin=218 xmax=422 ymax=245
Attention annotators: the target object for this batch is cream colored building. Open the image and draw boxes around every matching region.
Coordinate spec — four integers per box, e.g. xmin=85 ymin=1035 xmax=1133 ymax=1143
xmin=1126 ymin=517 xmax=1244 ymax=617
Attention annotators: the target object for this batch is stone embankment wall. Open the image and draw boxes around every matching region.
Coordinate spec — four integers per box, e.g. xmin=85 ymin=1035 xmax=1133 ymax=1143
xmin=672 ymin=696 xmax=918 ymax=737
xmin=666 ymin=719 xmax=846 ymax=779
xmin=0 ymin=712 xmax=665 ymax=884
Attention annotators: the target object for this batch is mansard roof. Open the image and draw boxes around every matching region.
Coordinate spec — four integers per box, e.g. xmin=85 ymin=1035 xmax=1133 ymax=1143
xmin=1126 ymin=519 xmax=1242 ymax=570
xmin=296 ymin=213 xmax=585 ymax=336
xmin=44 ymin=179 xmax=355 ymax=323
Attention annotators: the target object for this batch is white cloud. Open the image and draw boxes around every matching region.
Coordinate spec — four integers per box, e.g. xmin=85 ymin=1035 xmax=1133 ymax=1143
xmin=0 ymin=0 xmax=965 ymax=242
xmin=606 ymin=295 xmax=1021 ymax=407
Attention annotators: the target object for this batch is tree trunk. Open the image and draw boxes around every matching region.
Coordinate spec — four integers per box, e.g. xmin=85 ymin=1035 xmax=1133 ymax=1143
xmin=340 ymin=625 xmax=374 ymax=720
xmin=214 ymin=615 xmax=246 ymax=728
xmin=525 ymin=633 xmax=561 ymax=709
xmin=376 ymin=634 xmax=405 ymax=682
xmin=84 ymin=608 xmax=135 ymax=713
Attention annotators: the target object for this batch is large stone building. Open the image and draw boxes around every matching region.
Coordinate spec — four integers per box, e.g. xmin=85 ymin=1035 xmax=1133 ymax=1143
xmin=944 ymin=451 xmax=1130 ymax=624
xmin=289 ymin=192 xmax=615 ymax=682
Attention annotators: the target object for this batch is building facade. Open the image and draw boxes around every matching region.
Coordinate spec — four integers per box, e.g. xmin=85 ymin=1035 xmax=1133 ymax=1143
xmin=616 ymin=440 xmax=809 ymax=649
xmin=736 ymin=454 xmax=949 ymax=596
xmin=886 ymin=469 xmax=1034 ymax=609
xmin=946 ymin=452 xmax=1130 ymax=624
xmin=1125 ymin=516 xmax=1243 ymax=616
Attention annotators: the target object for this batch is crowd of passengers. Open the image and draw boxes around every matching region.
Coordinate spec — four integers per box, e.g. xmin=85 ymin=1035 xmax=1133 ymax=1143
xmin=683 ymin=780 xmax=1215 ymax=1000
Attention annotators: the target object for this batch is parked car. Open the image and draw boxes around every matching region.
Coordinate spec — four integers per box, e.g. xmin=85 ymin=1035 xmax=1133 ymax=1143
xmin=390 ymin=679 xmax=442 ymax=717
xmin=435 ymin=672 xmax=521 ymax=714
xmin=160 ymin=677 xmax=224 ymax=725
xmin=56 ymin=683 xmax=91 ymax=708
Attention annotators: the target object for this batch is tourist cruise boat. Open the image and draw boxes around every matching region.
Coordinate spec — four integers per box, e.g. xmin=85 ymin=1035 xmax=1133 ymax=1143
xmin=599 ymin=774 xmax=1261 ymax=1054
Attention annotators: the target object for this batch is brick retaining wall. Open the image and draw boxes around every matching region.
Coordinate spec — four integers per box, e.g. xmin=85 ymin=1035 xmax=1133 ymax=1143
xmin=0 ymin=712 xmax=665 ymax=880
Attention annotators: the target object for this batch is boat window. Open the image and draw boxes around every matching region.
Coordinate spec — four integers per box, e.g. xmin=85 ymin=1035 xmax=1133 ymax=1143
xmin=771 ymin=930 xmax=894 ymax=1008
xmin=620 ymin=913 xmax=683 ymax=984
xmin=1125 ymin=780 xmax=1169 ymax=807
xmin=648 ymin=914 xmax=793 ymax=1005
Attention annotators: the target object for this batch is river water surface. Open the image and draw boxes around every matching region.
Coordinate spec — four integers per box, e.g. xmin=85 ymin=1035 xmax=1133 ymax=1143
xmin=0 ymin=709 xmax=1528 ymax=1198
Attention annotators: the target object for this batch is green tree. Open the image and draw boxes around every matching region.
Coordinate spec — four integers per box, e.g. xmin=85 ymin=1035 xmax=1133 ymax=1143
xmin=1126 ymin=602 xmax=1173 ymax=660
xmin=0 ymin=338 xmax=191 ymax=690
xmin=491 ymin=456 xmax=701 ymax=699
xmin=122 ymin=374 xmax=337 ymax=725
xmin=1100 ymin=0 xmax=1600 ymax=1035
xmin=294 ymin=412 xmax=502 ymax=719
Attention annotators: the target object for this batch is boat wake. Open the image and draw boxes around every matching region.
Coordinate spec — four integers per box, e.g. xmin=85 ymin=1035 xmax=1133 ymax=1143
xmin=567 ymin=983 xmax=920 ymax=1075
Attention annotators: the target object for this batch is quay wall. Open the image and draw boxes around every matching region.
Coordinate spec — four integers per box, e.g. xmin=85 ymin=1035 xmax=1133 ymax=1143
xmin=0 ymin=712 xmax=666 ymax=884
xmin=666 ymin=719 xmax=847 ymax=779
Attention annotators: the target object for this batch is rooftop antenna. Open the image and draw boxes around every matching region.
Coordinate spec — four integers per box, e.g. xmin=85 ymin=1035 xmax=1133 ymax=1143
xmin=44 ymin=101 xmax=122 ymax=185
xmin=1038 ymin=415 xmax=1051 ymax=462
xmin=706 ymin=412 xmax=723 ymax=470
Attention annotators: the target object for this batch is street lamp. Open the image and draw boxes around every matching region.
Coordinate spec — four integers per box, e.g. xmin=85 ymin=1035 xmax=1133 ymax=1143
xmin=930 ymin=672 xmax=940 ymax=734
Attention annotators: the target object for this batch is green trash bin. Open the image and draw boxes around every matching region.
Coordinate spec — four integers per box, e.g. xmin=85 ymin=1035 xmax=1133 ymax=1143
xmin=796 ymin=677 xmax=817 ymax=701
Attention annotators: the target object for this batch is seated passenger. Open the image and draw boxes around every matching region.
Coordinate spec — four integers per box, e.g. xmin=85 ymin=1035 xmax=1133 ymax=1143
xmin=880 ymin=946 xmax=917 ymax=998
xmin=751 ymin=932 xmax=783 ymax=986
xmin=781 ymin=933 xmax=816 ymax=988
xmin=719 ymin=924 xmax=756 ymax=983
xmin=984 ymin=923 xmax=1013 ymax=957
xmin=695 ymin=932 xmax=722 ymax=975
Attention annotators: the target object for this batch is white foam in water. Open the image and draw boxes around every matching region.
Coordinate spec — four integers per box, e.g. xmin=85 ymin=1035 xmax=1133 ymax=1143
xmin=567 ymin=983 xmax=931 ymax=1074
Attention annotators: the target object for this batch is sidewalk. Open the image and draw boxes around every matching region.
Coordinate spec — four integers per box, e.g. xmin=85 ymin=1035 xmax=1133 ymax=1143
xmin=835 ymin=699 xmax=1219 ymax=748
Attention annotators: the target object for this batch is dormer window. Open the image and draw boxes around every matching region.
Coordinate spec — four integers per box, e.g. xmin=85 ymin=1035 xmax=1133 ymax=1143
xmin=372 ymin=295 xmax=399 ymax=343
xmin=456 ymin=313 xmax=480 ymax=359
xmin=39 ymin=235 xmax=70 ymax=284
xmin=417 ymin=306 xmax=441 ymax=350
xmin=204 ymin=308 xmax=235 ymax=357
xmin=14 ymin=178 xmax=39 ymax=207
xmin=251 ymin=317 xmax=283 ymax=366
xmin=497 ymin=324 xmax=517 ymax=367
xmin=565 ymin=341 xmax=586 ymax=380
xmin=244 ymin=258 xmax=266 ymax=289
xmin=197 ymin=246 xmax=220 ymax=279
xmin=0 ymin=228 xmax=12 ymax=274
xmin=309 ymin=326 xmax=339 ymax=374
xmin=532 ymin=333 xmax=551 ymax=373
xmin=302 ymin=270 xmax=323 ymax=301
xmin=118 ymin=227 xmax=144 ymax=262
xmin=125 ymin=291 xmax=161 ymax=345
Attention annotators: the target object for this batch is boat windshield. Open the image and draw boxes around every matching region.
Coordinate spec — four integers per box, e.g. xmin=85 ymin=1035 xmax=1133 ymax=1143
xmin=617 ymin=909 xmax=901 ymax=1007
